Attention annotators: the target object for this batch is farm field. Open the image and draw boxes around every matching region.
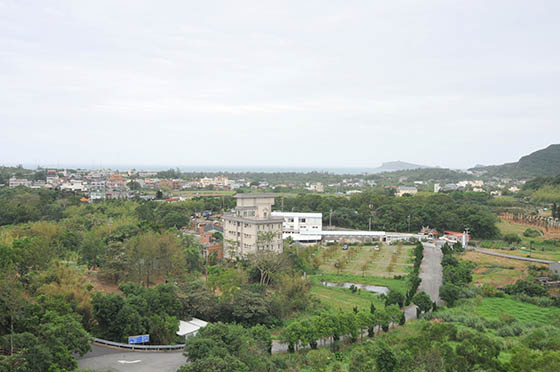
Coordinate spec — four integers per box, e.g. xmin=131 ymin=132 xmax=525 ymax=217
xmin=310 ymin=285 xmax=385 ymax=313
xmin=474 ymin=297 xmax=560 ymax=326
xmin=496 ymin=220 xmax=530 ymax=236
xmin=461 ymin=251 xmax=542 ymax=287
xmin=317 ymin=243 xmax=413 ymax=278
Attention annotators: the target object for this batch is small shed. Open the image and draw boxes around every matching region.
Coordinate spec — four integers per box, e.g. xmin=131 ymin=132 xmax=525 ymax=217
xmin=177 ymin=317 xmax=209 ymax=340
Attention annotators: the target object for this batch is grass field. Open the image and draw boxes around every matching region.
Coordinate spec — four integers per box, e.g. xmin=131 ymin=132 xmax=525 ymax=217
xmin=474 ymin=297 xmax=560 ymax=326
xmin=483 ymin=220 xmax=560 ymax=261
xmin=317 ymin=244 xmax=413 ymax=278
xmin=313 ymin=273 xmax=408 ymax=293
xmin=496 ymin=220 xmax=529 ymax=236
xmin=462 ymin=251 xmax=540 ymax=287
xmin=310 ymin=285 xmax=385 ymax=313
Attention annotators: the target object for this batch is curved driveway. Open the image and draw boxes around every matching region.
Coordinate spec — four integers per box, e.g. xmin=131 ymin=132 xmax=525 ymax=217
xmin=77 ymin=344 xmax=186 ymax=372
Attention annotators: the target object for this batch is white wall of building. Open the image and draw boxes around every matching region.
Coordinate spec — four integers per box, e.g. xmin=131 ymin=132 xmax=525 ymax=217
xmin=271 ymin=212 xmax=322 ymax=242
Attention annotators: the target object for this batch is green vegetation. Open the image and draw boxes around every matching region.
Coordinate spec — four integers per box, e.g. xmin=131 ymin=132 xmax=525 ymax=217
xmin=315 ymin=273 xmax=408 ymax=293
xmin=474 ymin=297 xmax=560 ymax=325
xmin=280 ymin=192 xmax=499 ymax=238
xmin=316 ymin=243 xmax=413 ymax=278
xmin=473 ymin=144 xmax=560 ymax=178
xmin=310 ymin=286 xmax=384 ymax=313
xmin=179 ymin=322 xmax=272 ymax=372
xmin=3 ymin=165 xmax=560 ymax=371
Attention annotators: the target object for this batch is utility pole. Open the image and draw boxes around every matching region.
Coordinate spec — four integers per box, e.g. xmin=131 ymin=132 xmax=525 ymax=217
xmin=329 ymin=208 xmax=333 ymax=228
xmin=407 ymin=215 xmax=411 ymax=233
xmin=281 ymin=196 xmax=284 ymax=210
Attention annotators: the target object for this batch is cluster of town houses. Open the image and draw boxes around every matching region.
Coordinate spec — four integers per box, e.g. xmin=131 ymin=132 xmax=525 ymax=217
xmin=6 ymin=167 xmax=526 ymax=202
xmin=7 ymin=169 xmax=246 ymax=202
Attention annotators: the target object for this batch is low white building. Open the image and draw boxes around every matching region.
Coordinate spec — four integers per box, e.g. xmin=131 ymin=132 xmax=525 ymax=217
xmin=396 ymin=186 xmax=417 ymax=197
xmin=177 ymin=318 xmax=209 ymax=340
xmin=271 ymin=211 xmax=322 ymax=242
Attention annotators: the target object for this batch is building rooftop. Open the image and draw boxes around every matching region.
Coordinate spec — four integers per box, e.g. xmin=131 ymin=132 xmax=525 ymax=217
xmin=234 ymin=193 xmax=277 ymax=199
xmin=223 ymin=214 xmax=283 ymax=224
xmin=177 ymin=317 xmax=208 ymax=337
xmin=271 ymin=211 xmax=323 ymax=218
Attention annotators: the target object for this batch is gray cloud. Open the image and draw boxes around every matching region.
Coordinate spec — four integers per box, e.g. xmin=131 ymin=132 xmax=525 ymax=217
xmin=1 ymin=0 xmax=559 ymax=169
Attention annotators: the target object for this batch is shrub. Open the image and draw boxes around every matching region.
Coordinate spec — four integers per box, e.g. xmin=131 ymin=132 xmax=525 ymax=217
xmin=523 ymin=228 xmax=542 ymax=238
xmin=503 ymin=233 xmax=522 ymax=244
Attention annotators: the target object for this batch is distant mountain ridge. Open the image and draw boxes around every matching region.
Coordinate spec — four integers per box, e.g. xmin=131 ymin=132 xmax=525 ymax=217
xmin=471 ymin=144 xmax=560 ymax=178
xmin=372 ymin=161 xmax=431 ymax=173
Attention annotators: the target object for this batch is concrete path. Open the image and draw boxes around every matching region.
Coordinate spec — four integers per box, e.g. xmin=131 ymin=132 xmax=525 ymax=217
xmin=418 ymin=242 xmax=443 ymax=305
xmin=77 ymin=344 xmax=186 ymax=372
xmin=474 ymin=247 xmax=554 ymax=264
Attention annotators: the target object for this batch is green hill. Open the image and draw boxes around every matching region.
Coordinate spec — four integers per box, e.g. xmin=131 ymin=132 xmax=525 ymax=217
xmin=472 ymin=144 xmax=560 ymax=178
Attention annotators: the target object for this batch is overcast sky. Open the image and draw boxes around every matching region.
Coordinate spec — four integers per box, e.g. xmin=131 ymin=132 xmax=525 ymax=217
xmin=1 ymin=1 xmax=559 ymax=170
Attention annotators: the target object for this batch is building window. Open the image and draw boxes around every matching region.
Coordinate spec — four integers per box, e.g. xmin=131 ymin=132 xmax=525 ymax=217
xmin=300 ymin=218 xmax=306 ymax=223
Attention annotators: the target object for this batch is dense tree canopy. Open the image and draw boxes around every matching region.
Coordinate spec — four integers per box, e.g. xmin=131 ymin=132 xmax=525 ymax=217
xmin=279 ymin=192 xmax=499 ymax=238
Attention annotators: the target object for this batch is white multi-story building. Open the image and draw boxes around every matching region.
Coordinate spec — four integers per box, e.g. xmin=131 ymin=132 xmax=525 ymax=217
xmin=223 ymin=194 xmax=284 ymax=259
xmin=271 ymin=212 xmax=323 ymax=243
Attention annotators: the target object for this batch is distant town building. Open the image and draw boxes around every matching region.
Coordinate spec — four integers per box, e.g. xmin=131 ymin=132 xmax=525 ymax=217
xmin=419 ymin=226 xmax=439 ymax=239
xmin=307 ymin=182 xmax=324 ymax=192
xmin=443 ymin=183 xmax=458 ymax=191
xmin=346 ymin=190 xmax=362 ymax=195
xmin=442 ymin=230 xmax=470 ymax=248
xmin=434 ymin=183 xmax=441 ymax=193
xmin=223 ymin=194 xmax=283 ymax=259
xmin=106 ymin=173 xmax=126 ymax=189
xmin=271 ymin=211 xmax=322 ymax=242
xmin=199 ymin=223 xmax=224 ymax=259
xmin=396 ymin=186 xmax=417 ymax=197
xmin=89 ymin=189 xmax=106 ymax=202
xmin=8 ymin=177 xmax=32 ymax=188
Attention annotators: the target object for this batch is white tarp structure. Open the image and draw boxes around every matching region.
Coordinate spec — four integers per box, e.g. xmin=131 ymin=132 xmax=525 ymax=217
xmin=177 ymin=317 xmax=208 ymax=339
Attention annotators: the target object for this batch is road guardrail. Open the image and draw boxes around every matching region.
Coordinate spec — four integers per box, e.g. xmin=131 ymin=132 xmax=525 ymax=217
xmin=93 ymin=337 xmax=185 ymax=351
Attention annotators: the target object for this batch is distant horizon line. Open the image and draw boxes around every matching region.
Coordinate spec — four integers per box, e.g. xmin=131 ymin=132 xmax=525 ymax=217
xmin=2 ymin=162 xmax=466 ymax=175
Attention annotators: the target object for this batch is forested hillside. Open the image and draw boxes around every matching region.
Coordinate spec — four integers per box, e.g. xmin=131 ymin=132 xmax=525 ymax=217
xmin=472 ymin=144 xmax=560 ymax=178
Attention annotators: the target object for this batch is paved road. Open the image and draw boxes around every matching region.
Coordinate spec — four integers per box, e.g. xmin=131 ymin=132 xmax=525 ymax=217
xmin=418 ymin=242 xmax=443 ymax=305
xmin=474 ymin=247 xmax=554 ymax=264
xmin=77 ymin=344 xmax=186 ymax=372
